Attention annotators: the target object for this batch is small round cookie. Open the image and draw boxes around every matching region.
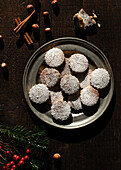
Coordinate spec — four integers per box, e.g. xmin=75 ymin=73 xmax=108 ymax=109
xmin=29 ymin=84 xmax=49 ymax=104
xmin=91 ymin=68 xmax=110 ymax=89
xmin=80 ymin=86 xmax=99 ymax=106
xmin=60 ymin=75 xmax=80 ymax=95
xmin=45 ymin=47 xmax=65 ymax=67
xmin=51 ymin=100 xmax=71 ymax=121
xmin=40 ymin=68 xmax=60 ymax=88
xmin=69 ymin=53 xmax=89 ymax=73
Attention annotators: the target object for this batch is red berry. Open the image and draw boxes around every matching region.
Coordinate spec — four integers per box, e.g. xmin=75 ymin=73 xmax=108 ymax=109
xmin=26 ymin=149 xmax=30 ymax=154
xmin=15 ymin=155 xmax=20 ymax=161
xmin=11 ymin=169 xmax=14 ymax=170
xmin=19 ymin=160 xmax=24 ymax=165
xmin=12 ymin=165 xmax=17 ymax=168
xmin=6 ymin=150 xmax=11 ymax=156
xmin=24 ymin=155 xmax=29 ymax=160
xmin=10 ymin=161 xmax=14 ymax=165
xmin=0 ymin=146 xmax=2 ymax=149
xmin=21 ymin=157 xmax=25 ymax=161
xmin=7 ymin=163 xmax=10 ymax=167
xmin=13 ymin=155 xmax=17 ymax=159
xmin=6 ymin=151 xmax=10 ymax=154
xmin=3 ymin=166 xmax=6 ymax=170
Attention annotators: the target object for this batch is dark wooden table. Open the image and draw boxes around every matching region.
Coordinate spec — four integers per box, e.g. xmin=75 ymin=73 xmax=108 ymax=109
xmin=0 ymin=0 xmax=121 ymax=169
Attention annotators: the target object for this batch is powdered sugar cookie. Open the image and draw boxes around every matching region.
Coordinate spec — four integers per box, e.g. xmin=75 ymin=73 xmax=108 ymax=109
xmin=69 ymin=53 xmax=88 ymax=73
xmin=60 ymin=75 xmax=80 ymax=95
xmin=29 ymin=84 xmax=49 ymax=104
xmin=91 ymin=68 xmax=110 ymax=89
xmin=45 ymin=47 xmax=65 ymax=67
xmin=80 ymin=86 xmax=99 ymax=106
xmin=40 ymin=68 xmax=60 ymax=88
xmin=51 ymin=100 xmax=71 ymax=121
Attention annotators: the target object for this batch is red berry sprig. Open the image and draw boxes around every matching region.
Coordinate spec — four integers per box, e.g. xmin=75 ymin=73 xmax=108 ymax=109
xmin=0 ymin=148 xmax=30 ymax=169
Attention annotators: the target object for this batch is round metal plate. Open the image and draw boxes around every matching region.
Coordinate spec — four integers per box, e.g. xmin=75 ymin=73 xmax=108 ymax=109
xmin=23 ymin=37 xmax=114 ymax=129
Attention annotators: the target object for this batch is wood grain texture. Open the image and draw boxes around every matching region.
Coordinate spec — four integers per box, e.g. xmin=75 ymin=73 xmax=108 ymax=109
xmin=0 ymin=0 xmax=121 ymax=170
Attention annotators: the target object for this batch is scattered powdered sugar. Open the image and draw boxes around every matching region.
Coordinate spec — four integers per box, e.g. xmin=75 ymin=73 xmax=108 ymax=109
xmin=60 ymin=75 xmax=79 ymax=95
xmin=50 ymin=91 xmax=63 ymax=104
xmin=45 ymin=47 xmax=65 ymax=67
xmin=29 ymin=84 xmax=49 ymax=104
xmin=60 ymin=58 xmax=71 ymax=78
xmin=68 ymin=96 xmax=82 ymax=110
xmin=80 ymin=69 xmax=92 ymax=88
xmin=80 ymin=86 xmax=99 ymax=106
xmin=91 ymin=68 xmax=110 ymax=89
xmin=40 ymin=68 xmax=60 ymax=88
xmin=69 ymin=53 xmax=88 ymax=73
xmin=51 ymin=100 xmax=71 ymax=121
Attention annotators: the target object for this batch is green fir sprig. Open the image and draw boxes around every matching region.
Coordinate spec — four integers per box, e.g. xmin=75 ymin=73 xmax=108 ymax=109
xmin=0 ymin=125 xmax=49 ymax=150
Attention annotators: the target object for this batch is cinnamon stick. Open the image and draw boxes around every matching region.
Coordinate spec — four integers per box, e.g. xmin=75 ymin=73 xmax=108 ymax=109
xmin=13 ymin=10 xmax=35 ymax=33
xmin=14 ymin=17 xmax=33 ymax=45
xmin=17 ymin=17 xmax=33 ymax=44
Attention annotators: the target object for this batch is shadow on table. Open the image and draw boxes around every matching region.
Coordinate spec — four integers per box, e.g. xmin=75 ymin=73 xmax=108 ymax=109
xmin=1 ymin=65 xmax=9 ymax=80
xmin=52 ymin=3 xmax=60 ymax=16
xmin=27 ymin=89 xmax=116 ymax=143
xmin=0 ymin=40 xmax=4 ymax=50
xmin=74 ymin=23 xmax=97 ymax=40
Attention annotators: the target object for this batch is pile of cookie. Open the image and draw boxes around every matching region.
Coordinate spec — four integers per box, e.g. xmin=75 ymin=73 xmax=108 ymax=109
xmin=29 ymin=47 xmax=110 ymax=124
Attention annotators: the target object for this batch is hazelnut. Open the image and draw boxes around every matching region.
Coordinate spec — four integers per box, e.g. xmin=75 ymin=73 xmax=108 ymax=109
xmin=53 ymin=153 xmax=61 ymax=159
xmin=51 ymin=0 xmax=58 ymax=5
xmin=1 ymin=62 xmax=7 ymax=68
xmin=27 ymin=4 xmax=34 ymax=9
xmin=45 ymin=28 xmax=51 ymax=32
xmin=32 ymin=24 xmax=39 ymax=29
xmin=43 ymin=11 xmax=49 ymax=16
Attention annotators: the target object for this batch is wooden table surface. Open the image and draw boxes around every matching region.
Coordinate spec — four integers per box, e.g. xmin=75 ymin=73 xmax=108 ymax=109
xmin=0 ymin=0 xmax=121 ymax=169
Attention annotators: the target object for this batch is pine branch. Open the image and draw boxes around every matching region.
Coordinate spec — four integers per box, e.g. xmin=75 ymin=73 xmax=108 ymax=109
xmin=0 ymin=125 xmax=49 ymax=151
xmin=0 ymin=125 xmax=10 ymax=134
